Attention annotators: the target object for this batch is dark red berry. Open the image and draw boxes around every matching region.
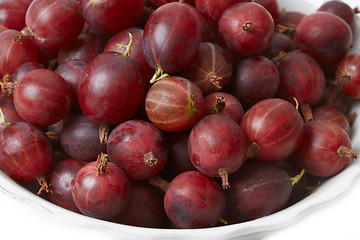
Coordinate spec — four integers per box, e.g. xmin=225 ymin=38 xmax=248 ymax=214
xmin=294 ymin=120 xmax=357 ymax=177
xmin=226 ymin=161 xmax=293 ymax=221
xmin=60 ymin=114 xmax=107 ymax=162
xmin=231 ymin=55 xmax=280 ymax=109
xmin=18 ymin=0 xmax=84 ymax=50
xmin=107 ymin=119 xmax=168 ymax=180
xmin=151 ymin=171 xmax=226 ymax=229
xmin=294 ymin=12 xmax=352 ymax=66
xmin=78 ymin=52 xmax=146 ymax=125
xmin=336 ymin=54 xmax=360 ymax=99
xmin=181 ymin=42 xmax=233 ymax=96
xmin=79 ymin=0 xmax=144 ymax=35
xmin=241 ymin=98 xmax=304 ymax=162
xmin=188 ymin=114 xmax=247 ymax=189
xmin=71 ymin=153 xmax=129 ymax=220
xmin=218 ymin=2 xmax=274 ymax=57
xmin=142 ymin=2 xmax=202 ymax=78
xmin=203 ymin=92 xmax=244 ymax=124
xmin=13 ymin=69 xmax=73 ymax=127
xmin=113 ymin=181 xmax=165 ymax=228
xmin=47 ymin=158 xmax=86 ymax=213
xmin=0 ymin=122 xmax=53 ymax=182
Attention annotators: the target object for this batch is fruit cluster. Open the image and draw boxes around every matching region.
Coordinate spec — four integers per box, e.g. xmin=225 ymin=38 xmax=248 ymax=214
xmin=0 ymin=0 xmax=359 ymax=229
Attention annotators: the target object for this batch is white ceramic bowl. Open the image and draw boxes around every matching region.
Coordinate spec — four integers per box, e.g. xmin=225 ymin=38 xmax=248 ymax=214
xmin=1 ymin=0 xmax=360 ymax=240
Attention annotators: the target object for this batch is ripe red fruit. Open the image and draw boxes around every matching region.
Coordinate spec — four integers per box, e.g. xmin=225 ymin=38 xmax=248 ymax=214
xmin=294 ymin=12 xmax=352 ymax=66
xmin=79 ymin=0 xmax=144 ymax=35
xmin=57 ymin=32 xmax=107 ymax=65
xmin=145 ymin=76 xmax=204 ymax=132
xmin=188 ymin=114 xmax=247 ymax=189
xmin=0 ymin=122 xmax=53 ymax=182
xmin=275 ymin=51 xmax=325 ymax=113
xmin=241 ymin=98 xmax=304 ymax=162
xmin=150 ymin=171 xmax=226 ymax=229
xmin=317 ymin=78 xmax=350 ymax=113
xmin=231 ymin=55 xmax=280 ymax=109
xmin=106 ymin=120 xmax=168 ymax=180
xmin=54 ymin=59 xmax=88 ymax=112
xmin=313 ymin=106 xmax=351 ymax=136
xmin=12 ymin=62 xmax=43 ymax=84
xmin=142 ymin=2 xmax=202 ymax=79
xmin=217 ymin=2 xmax=274 ymax=57
xmin=78 ymin=52 xmax=146 ymax=125
xmin=18 ymin=0 xmax=84 ymax=50
xmin=181 ymin=42 xmax=233 ymax=96
xmin=0 ymin=0 xmax=27 ymax=31
xmin=226 ymin=161 xmax=294 ymax=221
xmin=13 ymin=69 xmax=73 ymax=127
xmin=71 ymin=153 xmax=129 ymax=220
xmin=317 ymin=0 xmax=357 ymax=33
xmin=278 ymin=11 xmax=305 ymax=29
xmin=335 ymin=54 xmax=360 ymax=99
xmin=0 ymin=96 xmax=24 ymax=132
xmin=160 ymin=131 xmax=195 ymax=181
xmin=0 ymin=30 xmax=38 ymax=78
xmin=152 ymin=0 xmax=194 ymax=6
xmin=113 ymin=181 xmax=166 ymax=228
xmin=294 ymin=120 xmax=357 ymax=177
xmin=60 ymin=114 xmax=107 ymax=162
xmin=254 ymin=0 xmax=280 ymax=24
xmin=194 ymin=0 xmax=251 ymax=22
xmin=261 ymin=33 xmax=295 ymax=59
xmin=47 ymin=159 xmax=86 ymax=213
xmin=104 ymin=28 xmax=154 ymax=84
xmin=203 ymin=92 xmax=244 ymax=124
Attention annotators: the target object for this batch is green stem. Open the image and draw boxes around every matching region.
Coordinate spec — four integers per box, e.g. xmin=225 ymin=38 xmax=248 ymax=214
xmin=0 ymin=108 xmax=11 ymax=127
xmin=150 ymin=68 xmax=169 ymax=84
xmin=116 ymin=32 xmax=133 ymax=57
xmin=290 ymin=169 xmax=305 ymax=186
xmin=220 ymin=218 xmax=228 ymax=225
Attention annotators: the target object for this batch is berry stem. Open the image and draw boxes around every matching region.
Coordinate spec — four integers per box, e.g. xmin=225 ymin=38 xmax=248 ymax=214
xmin=150 ymin=68 xmax=169 ymax=84
xmin=99 ymin=123 xmax=111 ymax=144
xmin=212 ymin=95 xmax=226 ymax=114
xmin=293 ymin=98 xmax=299 ymax=111
xmin=0 ymin=107 xmax=11 ymax=127
xmin=36 ymin=176 xmax=53 ymax=195
xmin=304 ymin=181 xmax=321 ymax=192
xmin=1 ymin=74 xmax=16 ymax=96
xmin=143 ymin=151 xmax=158 ymax=166
xmin=116 ymin=32 xmax=133 ymax=57
xmin=14 ymin=27 xmax=35 ymax=41
xmin=337 ymin=146 xmax=357 ymax=162
xmin=354 ymin=7 xmax=359 ymax=14
xmin=96 ymin=153 xmax=110 ymax=176
xmin=342 ymin=73 xmax=351 ymax=83
xmin=290 ymin=169 xmax=305 ymax=186
xmin=208 ymin=72 xmax=222 ymax=89
xmin=218 ymin=168 xmax=230 ymax=189
xmin=275 ymin=24 xmax=296 ymax=39
xmin=271 ymin=51 xmax=289 ymax=66
xmin=220 ymin=218 xmax=228 ymax=225
xmin=45 ymin=131 xmax=60 ymax=141
xmin=247 ymin=142 xmax=260 ymax=158
xmin=347 ymin=112 xmax=357 ymax=125
xmin=242 ymin=21 xmax=253 ymax=31
xmin=299 ymin=104 xmax=313 ymax=122
xmin=148 ymin=175 xmax=169 ymax=192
